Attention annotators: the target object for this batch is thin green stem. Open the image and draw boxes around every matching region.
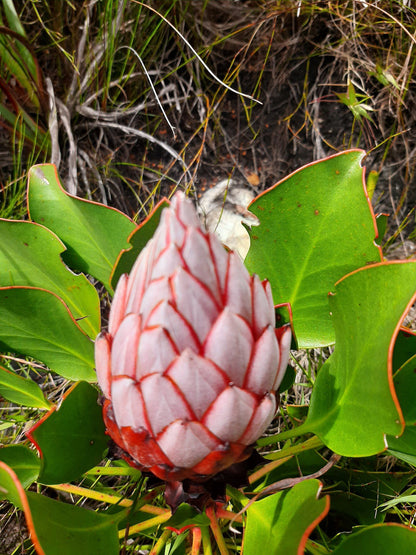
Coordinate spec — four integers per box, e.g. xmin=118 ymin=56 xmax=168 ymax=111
xmin=206 ymin=506 xmax=230 ymax=555
xmin=118 ymin=511 xmax=172 ymax=538
xmin=201 ymin=526 xmax=213 ymax=555
xmin=149 ymin=528 xmax=172 ymax=555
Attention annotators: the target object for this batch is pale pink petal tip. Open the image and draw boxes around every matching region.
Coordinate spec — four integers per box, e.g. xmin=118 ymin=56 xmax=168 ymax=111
xmin=172 ymin=268 xmax=219 ymax=342
xmin=111 ymin=377 xmax=147 ymax=430
xmin=108 ymin=273 xmax=128 ymax=336
xmin=167 ymin=349 xmax=227 ymax=419
xmin=95 ymin=332 xmax=112 ymax=399
xmin=239 ymin=394 xmax=276 ymax=445
xmin=252 ymin=275 xmax=275 ymax=336
xmin=204 ymin=309 xmax=253 ymax=386
xmin=141 ymin=374 xmax=193 ymax=436
xmin=203 ymin=386 xmax=256 ymax=443
xmin=171 ymin=191 xmax=201 ymax=229
xmin=136 ymin=327 xmax=178 ymax=379
xmin=158 ymin=420 xmax=218 ymax=468
xmin=225 ymin=253 xmax=252 ymax=324
xmin=111 ymin=313 xmax=141 ymax=378
xmin=245 ymin=325 xmax=279 ymax=395
xmin=182 ymin=227 xmax=220 ymax=301
xmin=273 ymin=325 xmax=292 ymax=390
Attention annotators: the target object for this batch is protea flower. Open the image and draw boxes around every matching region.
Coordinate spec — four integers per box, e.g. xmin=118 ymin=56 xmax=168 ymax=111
xmin=95 ymin=192 xmax=291 ymax=484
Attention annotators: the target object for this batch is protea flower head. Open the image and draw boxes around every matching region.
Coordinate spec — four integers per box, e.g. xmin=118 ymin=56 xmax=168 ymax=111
xmin=95 ymin=192 xmax=291 ymax=486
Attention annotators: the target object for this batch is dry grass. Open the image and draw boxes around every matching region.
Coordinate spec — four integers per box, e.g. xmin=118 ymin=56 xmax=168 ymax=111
xmin=1 ymin=1 xmax=415 ymax=238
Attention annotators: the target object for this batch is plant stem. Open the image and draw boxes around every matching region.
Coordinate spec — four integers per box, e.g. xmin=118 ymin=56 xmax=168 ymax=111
xmin=250 ymin=435 xmax=325 ymax=483
xmin=201 ymin=526 xmax=213 ymax=555
xmin=206 ymin=505 xmax=230 ymax=555
xmin=49 ymin=483 xmax=166 ymax=514
xmin=118 ymin=511 xmax=172 ymax=538
xmin=191 ymin=527 xmax=202 ymax=555
xmin=149 ymin=528 xmax=172 ymax=555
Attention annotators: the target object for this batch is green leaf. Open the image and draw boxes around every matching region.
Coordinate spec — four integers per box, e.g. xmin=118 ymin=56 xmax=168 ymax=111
xmin=388 ymin=427 xmax=416 ymax=466
xmin=25 ymin=492 xmax=121 ymax=555
xmin=244 ymin=479 xmax=329 ymax=555
xmin=0 ymin=287 xmax=95 ymax=381
xmin=28 ymin=164 xmax=136 ymax=292
xmin=0 ymin=365 xmax=51 ymax=408
xmin=392 ymin=354 xmax=416 ymax=425
xmin=0 ymin=463 xmax=121 ymax=555
xmin=0 ymin=219 xmax=100 ymax=338
xmin=393 ymin=328 xmax=416 ymax=371
xmin=290 ymin=261 xmax=416 ymax=456
xmin=28 ymin=382 xmax=108 ymax=485
xmin=278 ymin=364 xmax=296 ymax=394
xmin=332 ymin=524 xmax=416 ymax=554
xmin=387 ymin=349 xmax=416 ymax=463
xmin=375 ymin=213 xmax=388 ymax=245
xmin=245 ymin=150 xmax=381 ymax=347
xmin=0 ymin=445 xmax=40 ymax=489
xmin=110 ymin=198 xmax=169 ymax=289
xmin=0 ymin=29 xmax=39 ymax=109
xmin=0 ymin=460 xmax=25 ymax=507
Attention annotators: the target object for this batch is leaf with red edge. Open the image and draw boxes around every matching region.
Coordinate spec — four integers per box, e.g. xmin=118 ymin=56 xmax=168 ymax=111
xmin=27 ymin=381 xmax=108 ymax=485
xmin=243 ymin=479 xmax=329 ymax=555
xmin=0 ymin=219 xmax=100 ymax=338
xmin=332 ymin=523 xmax=416 ymax=554
xmin=0 ymin=461 xmax=121 ymax=555
xmin=111 ymin=198 xmax=170 ymax=289
xmin=0 ymin=445 xmax=40 ymax=490
xmin=387 ymin=330 xmax=416 ymax=462
xmin=391 ymin=354 xmax=416 ymax=425
xmin=245 ymin=150 xmax=382 ymax=348
xmin=28 ymin=164 xmax=136 ymax=293
xmin=0 ymin=287 xmax=95 ymax=381
xmin=284 ymin=261 xmax=416 ymax=456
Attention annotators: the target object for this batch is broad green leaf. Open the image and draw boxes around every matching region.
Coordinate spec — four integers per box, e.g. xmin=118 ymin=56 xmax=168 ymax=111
xmin=244 ymin=479 xmax=329 ymax=555
xmin=0 ymin=287 xmax=95 ymax=381
xmin=288 ymin=261 xmax=416 ymax=456
xmin=0 ymin=445 xmax=40 ymax=489
xmin=0 ymin=365 xmax=51 ymax=408
xmin=0 ymin=463 xmax=121 ymax=555
xmin=28 ymin=382 xmax=108 ymax=484
xmin=332 ymin=524 xmax=416 ymax=554
xmin=0 ymin=460 xmax=25 ymax=507
xmin=0 ymin=219 xmax=100 ymax=338
xmin=245 ymin=150 xmax=382 ymax=347
xmin=28 ymin=164 xmax=136 ymax=292
xmin=111 ymin=198 xmax=169 ymax=288
xmin=25 ymin=492 xmax=121 ymax=555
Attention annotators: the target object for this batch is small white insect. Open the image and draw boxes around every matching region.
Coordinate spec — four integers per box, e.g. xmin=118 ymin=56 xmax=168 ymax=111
xmin=197 ymin=179 xmax=259 ymax=260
